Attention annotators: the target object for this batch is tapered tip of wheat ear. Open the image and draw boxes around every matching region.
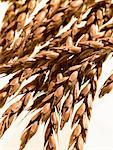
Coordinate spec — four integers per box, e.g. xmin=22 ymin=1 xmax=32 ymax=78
xmin=0 ymin=0 xmax=113 ymax=149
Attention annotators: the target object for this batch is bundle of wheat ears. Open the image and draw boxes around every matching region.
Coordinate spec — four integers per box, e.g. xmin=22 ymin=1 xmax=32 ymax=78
xmin=0 ymin=0 xmax=113 ymax=149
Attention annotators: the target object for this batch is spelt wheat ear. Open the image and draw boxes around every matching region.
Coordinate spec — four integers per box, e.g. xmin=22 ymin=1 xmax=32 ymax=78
xmin=99 ymin=73 xmax=113 ymax=98
xmin=20 ymin=110 xmax=42 ymax=150
xmin=69 ymin=96 xmax=92 ymax=150
xmin=0 ymin=0 xmax=36 ymax=50
xmin=0 ymin=92 xmax=32 ymax=137
xmin=0 ymin=0 xmax=113 ymax=150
